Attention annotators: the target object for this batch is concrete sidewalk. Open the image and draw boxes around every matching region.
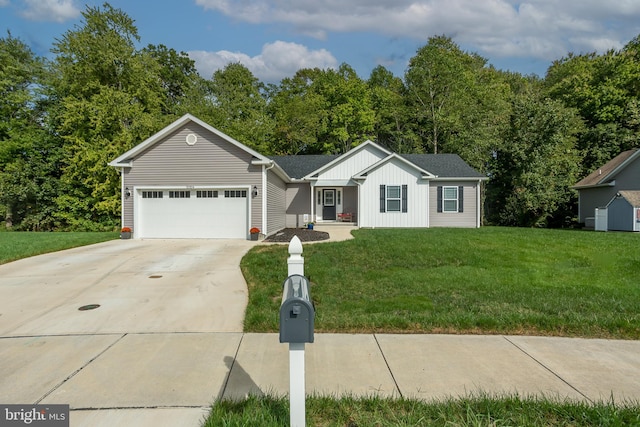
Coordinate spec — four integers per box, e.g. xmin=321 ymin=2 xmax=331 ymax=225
xmin=2 ymin=332 xmax=638 ymax=426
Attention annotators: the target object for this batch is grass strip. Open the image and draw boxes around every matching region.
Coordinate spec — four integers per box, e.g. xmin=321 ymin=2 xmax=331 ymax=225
xmin=204 ymin=394 xmax=640 ymax=426
xmin=0 ymin=232 xmax=119 ymax=265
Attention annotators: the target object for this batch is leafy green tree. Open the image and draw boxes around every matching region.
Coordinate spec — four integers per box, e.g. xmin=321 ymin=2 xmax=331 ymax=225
xmin=267 ymin=70 xmax=328 ymax=154
xmin=405 ymin=36 xmax=511 ymax=172
xmin=488 ymin=92 xmax=583 ymax=227
xmin=0 ymin=33 xmax=61 ymax=230
xmin=208 ymin=62 xmax=273 ymax=153
xmin=368 ymin=65 xmax=419 ymax=153
xmin=306 ymin=64 xmax=375 ymax=154
xmin=143 ymin=44 xmax=200 ymax=115
xmin=545 ymin=46 xmax=640 ymax=175
xmin=47 ymin=3 xmax=165 ymax=230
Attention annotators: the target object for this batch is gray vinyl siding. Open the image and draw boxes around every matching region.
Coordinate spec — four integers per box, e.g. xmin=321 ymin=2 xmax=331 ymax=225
xmin=578 ymin=186 xmax=615 ymax=224
xmin=429 ymin=181 xmax=479 ymax=228
xmin=285 ymin=183 xmax=311 ymax=228
xmin=122 ymin=122 xmax=263 ymax=232
xmin=122 ymin=168 xmax=134 ymax=229
xmin=266 ymin=170 xmax=286 ymax=235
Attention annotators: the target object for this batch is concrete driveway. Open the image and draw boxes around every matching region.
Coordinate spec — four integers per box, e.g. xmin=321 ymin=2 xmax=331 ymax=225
xmin=0 ymin=239 xmax=253 ymax=336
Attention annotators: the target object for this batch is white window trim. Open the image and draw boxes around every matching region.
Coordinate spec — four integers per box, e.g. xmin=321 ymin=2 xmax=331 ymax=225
xmin=386 ymin=185 xmax=402 ymax=212
xmin=443 ymin=186 xmax=458 ymax=213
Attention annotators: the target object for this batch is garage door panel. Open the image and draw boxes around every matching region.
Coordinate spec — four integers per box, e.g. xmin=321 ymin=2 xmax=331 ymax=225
xmin=137 ymin=189 xmax=248 ymax=239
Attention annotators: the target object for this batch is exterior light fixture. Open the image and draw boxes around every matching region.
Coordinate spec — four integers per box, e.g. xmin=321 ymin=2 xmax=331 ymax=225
xmin=124 ymin=187 xmax=131 ymax=199
xmin=252 ymin=186 xmax=258 ymax=197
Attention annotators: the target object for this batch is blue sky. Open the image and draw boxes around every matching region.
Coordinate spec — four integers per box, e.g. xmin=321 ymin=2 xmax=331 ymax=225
xmin=2 ymin=0 xmax=640 ymax=83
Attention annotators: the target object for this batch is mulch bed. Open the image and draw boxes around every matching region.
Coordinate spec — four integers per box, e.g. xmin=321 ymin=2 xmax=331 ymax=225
xmin=263 ymin=228 xmax=330 ymax=242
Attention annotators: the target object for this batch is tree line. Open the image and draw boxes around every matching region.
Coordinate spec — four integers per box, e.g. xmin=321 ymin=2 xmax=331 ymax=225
xmin=1 ymin=3 xmax=639 ymax=231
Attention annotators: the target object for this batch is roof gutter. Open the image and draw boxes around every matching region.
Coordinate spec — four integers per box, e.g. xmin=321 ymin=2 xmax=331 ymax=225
xmin=572 ymin=181 xmax=615 ymax=190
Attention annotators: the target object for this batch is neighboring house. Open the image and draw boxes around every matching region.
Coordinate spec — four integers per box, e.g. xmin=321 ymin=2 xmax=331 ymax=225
xmin=109 ymin=114 xmax=486 ymax=239
xmin=573 ymin=149 xmax=640 ymax=228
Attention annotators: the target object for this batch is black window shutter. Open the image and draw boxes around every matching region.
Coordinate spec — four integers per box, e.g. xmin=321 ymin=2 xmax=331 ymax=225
xmin=458 ymin=186 xmax=464 ymax=213
xmin=402 ymin=185 xmax=408 ymax=213
xmin=437 ymin=186 xmax=443 ymax=213
xmin=380 ymin=185 xmax=386 ymax=213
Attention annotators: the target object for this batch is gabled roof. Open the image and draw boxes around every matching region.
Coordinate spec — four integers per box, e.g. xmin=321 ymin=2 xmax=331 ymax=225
xmin=615 ymin=190 xmax=640 ymax=207
xmin=573 ymin=149 xmax=640 ymax=189
xmin=270 ymin=151 xmax=486 ymax=181
xmin=401 ymin=154 xmax=486 ymax=178
xmin=353 ymin=153 xmax=436 ymax=179
xmin=109 ymin=113 xmax=271 ymax=167
xmin=302 ymin=140 xmax=392 ymax=179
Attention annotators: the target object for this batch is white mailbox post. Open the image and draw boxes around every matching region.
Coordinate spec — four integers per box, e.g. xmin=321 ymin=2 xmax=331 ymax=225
xmin=282 ymin=235 xmax=311 ymax=427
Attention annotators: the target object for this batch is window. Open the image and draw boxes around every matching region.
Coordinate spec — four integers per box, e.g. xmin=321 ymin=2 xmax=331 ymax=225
xmin=324 ymin=190 xmax=335 ymax=206
xmin=197 ymin=190 xmax=218 ymax=198
xmin=317 ymin=190 xmax=321 ymax=205
xmin=387 ymin=186 xmax=401 ymax=212
xmin=437 ymin=186 xmax=464 ymax=213
xmin=337 ymin=190 xmax=341 ymax=205
xmin=380 ymin=185 xmax=408 ymax=213
xmin=224 ymin=190 xmax=247 ymax=198
xmin=142 ymin=191 xmax=163 ymax=199
xmin=443 ymin=187 xmax=458 ymax=212
xmin=169 ymin=190 xmax=190 ymax=198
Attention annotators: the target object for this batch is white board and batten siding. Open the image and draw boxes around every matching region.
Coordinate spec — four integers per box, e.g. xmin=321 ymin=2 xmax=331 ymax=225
xmin=314 ymin=144 xmax=387 ymax=181
xmin=358 ymin=157 xmax=430 ymax=228
xmin=124 ymin=123 xmax=263 ymax=238
xmin=429 ymin=181 xmax=479 ymax=228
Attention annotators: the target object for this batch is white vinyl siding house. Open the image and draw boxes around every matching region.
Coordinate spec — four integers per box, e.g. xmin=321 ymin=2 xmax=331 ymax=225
xmin=356 ymin=155 xmax=430 ymax=228
xmin=111 ymin=115 xmax=486 ymax=239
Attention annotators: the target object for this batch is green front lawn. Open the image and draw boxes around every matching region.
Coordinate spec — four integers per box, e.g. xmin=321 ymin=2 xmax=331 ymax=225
xmin=241 ymin=227 xmax=640 ymax=339
xmin=0 ymin=232 xmax=119 ymax=265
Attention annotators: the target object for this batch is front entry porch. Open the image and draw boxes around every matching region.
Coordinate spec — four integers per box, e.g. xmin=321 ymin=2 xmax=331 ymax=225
xmin=313 ymin=185 xmax=358 ymax=225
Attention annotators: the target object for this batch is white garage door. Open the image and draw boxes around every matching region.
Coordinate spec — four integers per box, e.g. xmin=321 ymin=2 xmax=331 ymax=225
xmin=137 ymin=189 xmax=249 ymax=238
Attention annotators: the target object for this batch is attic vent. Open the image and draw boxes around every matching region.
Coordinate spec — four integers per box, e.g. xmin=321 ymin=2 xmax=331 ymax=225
xmin=186 ymin=133 xmax=197 ymax=146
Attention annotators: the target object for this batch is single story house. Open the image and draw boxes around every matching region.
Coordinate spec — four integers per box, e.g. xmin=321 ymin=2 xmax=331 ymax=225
xmin=109 ymin=114 xmax=486 ymax=239
xmin=572 ymin=148 xmax=640 ymax=228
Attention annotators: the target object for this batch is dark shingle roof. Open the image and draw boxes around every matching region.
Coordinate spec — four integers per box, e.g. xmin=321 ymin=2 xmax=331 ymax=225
xmin=401 ymin=154 xmax=485 ymax=178
xmin=271 ymin=153 xmax=484 ymax=180
xmin=270 ymin=155 xmax=338 ymax=179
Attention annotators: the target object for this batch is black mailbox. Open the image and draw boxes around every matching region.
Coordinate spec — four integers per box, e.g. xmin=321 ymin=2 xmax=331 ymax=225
xmin=279 ymin=274 xmax=314 ymax=343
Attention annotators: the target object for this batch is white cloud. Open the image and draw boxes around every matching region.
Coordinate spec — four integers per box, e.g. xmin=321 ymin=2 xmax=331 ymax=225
xmin=189 ymin=40 xmax=338 ymax=82
xmin=0 ymin=0 xmax=10 ymax=8
xmin=195 ymin=0 xmax=640 ymax=60
xmin=20 ymin=0 xmax=80 ymax=23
